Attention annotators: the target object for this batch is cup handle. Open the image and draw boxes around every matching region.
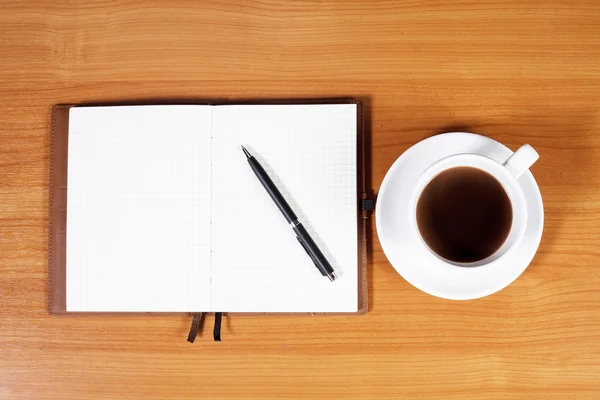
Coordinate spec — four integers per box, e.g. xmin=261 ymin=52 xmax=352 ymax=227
xmin=503 ymin=144 xmax=539 ymax=179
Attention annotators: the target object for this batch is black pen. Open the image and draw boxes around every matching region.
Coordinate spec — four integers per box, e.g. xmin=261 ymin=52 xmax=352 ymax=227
xmin=241 ymin=146 xmax=337 ymax=282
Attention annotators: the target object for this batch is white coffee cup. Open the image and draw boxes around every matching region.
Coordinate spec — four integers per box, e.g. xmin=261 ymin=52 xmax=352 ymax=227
xmin=409 ymin=144 xmax=539 ymax=268
xmin=376 ymin=133 xmax=543 ymax=300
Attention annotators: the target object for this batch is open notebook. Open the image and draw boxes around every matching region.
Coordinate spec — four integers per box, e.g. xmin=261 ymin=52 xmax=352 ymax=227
xmin=49 ymin=102 xmax=368 ymax=315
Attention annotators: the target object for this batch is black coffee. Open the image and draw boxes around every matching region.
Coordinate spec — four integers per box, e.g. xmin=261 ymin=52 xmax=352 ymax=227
xmin=416 ymin=167 xmax=512 ymax=263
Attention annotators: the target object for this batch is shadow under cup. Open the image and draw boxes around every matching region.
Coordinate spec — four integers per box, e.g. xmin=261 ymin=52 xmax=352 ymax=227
xmin=411 ymin=154 xmax=528 ymax=268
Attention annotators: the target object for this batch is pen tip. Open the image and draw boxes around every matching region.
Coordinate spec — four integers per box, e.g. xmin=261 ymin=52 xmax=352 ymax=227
xmin=241 ymin=145 xmax=252 ymax=159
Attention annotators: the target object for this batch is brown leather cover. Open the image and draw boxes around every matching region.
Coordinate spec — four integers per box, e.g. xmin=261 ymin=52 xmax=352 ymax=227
xmin=49 ymin=101 xmax=369 ymax=316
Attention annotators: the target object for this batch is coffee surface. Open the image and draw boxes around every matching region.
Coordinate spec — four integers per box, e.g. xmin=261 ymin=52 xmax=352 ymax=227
xmin=416 ymin=167 xmax=513 ymax=263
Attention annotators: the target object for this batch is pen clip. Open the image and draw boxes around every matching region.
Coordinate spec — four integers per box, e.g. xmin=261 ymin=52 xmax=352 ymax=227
xmin=296 ymin=236 xmax=323 ymax=272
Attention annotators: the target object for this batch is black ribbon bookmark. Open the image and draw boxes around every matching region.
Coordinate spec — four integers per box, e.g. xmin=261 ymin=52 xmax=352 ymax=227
xmin=187 ymin=312 xmax=206 ymax=343
xmin=213 ymin=312 xmax=223 ymax=342
xmin=187 ymin=312 xmax=224 ymax=342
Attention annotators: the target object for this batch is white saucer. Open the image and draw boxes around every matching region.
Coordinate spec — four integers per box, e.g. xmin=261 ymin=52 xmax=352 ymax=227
xmin=376 ymin=132 xmax=544 ymax=300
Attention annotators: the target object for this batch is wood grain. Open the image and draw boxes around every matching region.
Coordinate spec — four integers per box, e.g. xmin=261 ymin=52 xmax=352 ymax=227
xmin=1 ymin=0 xmax=600 ymax=398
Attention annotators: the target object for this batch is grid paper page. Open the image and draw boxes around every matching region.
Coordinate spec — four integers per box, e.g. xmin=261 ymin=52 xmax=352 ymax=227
xmin=66 ymin=106 xmax=213 ymax=312
xmin=211 ymin=104 xmax=358 ymax=312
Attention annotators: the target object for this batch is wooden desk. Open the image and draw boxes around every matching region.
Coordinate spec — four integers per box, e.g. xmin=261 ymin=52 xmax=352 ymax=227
xmin=1 ymin=1 xmax=599 ymax=398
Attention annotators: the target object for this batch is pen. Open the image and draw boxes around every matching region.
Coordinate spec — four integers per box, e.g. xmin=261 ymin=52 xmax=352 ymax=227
xmin=241 ymin=146 xmax=337 ymax=282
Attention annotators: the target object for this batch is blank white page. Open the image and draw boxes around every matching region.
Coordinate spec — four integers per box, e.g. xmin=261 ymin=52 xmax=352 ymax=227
xmin=66 ymin=106 xmax=213 ymax=312
xmin=211 ymin=104 xmax=358 ymax=312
